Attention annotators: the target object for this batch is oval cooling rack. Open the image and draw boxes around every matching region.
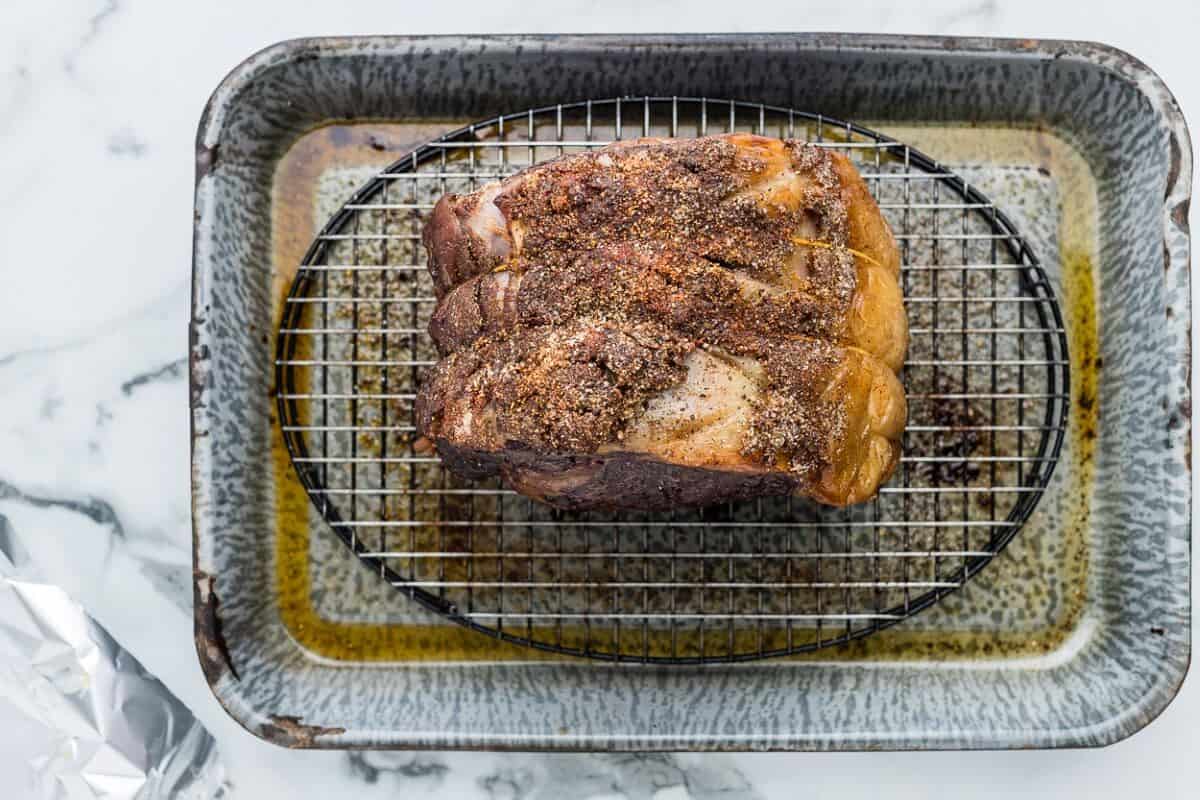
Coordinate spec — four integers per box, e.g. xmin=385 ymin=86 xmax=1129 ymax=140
xmin=275 ymin=97 xmax=1069 ymax=663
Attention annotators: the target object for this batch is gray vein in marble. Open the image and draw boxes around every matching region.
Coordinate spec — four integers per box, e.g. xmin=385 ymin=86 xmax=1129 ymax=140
xmin=139 ymin=559 xmax=193 ymax=614
xmin=480 ymin=767 xmax=536 ymax=800
xmin=40 ymin=394 xmax=62 ymax=419
xmin=0 ymin=279 xmax=186 ymax=366
xmin=0 ymin=340 xmax=73 ymax=368
xmin=678 ymin=759 xmax=761 ymax=800
xmin=462 ymin=754 xmax=765 ymax=800
xmin=345 ymin=752 xmax=450 ymax=785
xmin=0 ymin=64 xmax=32 ymax=138
xmin=934 ymin=0 xmax=998 ymax=29
xmin=89 ymin=402 xmax=112 ymax=454
xmin=2 ymin=330 xmax=118 ymax=369
xmin=107 ymin=128 xmax=148 ymax=158
xmin=0 ymin=477 xmax=125 ymax=540
xmin=63 ymin=0 xmax=120 ymax=75
xmin=121 ymin=356 xmax=186 ymax=395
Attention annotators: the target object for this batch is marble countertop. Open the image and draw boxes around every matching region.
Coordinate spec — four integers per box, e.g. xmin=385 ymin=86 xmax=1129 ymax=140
xmin=1 ymin=1 xmax=1196 ymax=798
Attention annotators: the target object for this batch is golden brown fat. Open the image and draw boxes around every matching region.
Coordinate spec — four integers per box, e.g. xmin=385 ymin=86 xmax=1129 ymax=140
xmin=812 ymin=348 xmax=907 ymax=505
xmin=828 ymin=150 xmax=903 ymax=279
xmin=790 ymin=237 xmax=908 ymax=373
xmin=847 ymin=260 xmax=908 ymax=373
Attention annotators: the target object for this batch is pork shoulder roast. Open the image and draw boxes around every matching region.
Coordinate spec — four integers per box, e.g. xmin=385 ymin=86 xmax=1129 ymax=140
xmin=414 ymin=133 xmax=908 ymax=511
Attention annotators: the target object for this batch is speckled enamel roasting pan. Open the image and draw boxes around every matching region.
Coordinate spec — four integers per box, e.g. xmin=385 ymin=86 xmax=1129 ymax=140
xmin=191 ymin=34 xmax=1191 ymax=750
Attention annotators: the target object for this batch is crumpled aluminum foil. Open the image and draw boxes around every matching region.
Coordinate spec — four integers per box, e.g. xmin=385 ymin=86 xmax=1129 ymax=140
xmin=0 ymin=525 xmax=226 ymax=800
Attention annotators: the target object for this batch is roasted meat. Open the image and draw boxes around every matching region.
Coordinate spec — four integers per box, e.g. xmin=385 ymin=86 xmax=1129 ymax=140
xmin=424 ymin=133 xmax=907 ymax=369
xmin=415 ymin=133 xmax=908 ymax=510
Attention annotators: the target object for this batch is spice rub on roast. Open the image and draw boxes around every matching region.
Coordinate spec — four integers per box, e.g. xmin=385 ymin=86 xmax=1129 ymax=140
xmin=428 ymin=242 xmax=854 ymax=358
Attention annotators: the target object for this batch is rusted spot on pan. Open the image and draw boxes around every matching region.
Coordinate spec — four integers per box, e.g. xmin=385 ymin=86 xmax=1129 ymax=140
xmin=1166 ymin=132 xmax=1183 ymax=200
xmin=1172 ymin=199 xmax=1190 ymax=232
xmin=189 ymin=339 xmax=210 ymax=412
xmin=260 ymin=715 xmax=346 ymax=747
xmin=196 ymin=142 xmax=220 ymax=182
xmin=194 ymin=569 xmax=239 ymax=683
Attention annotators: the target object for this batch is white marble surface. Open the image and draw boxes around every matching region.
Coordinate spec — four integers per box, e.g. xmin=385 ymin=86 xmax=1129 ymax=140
xmin=1 ymin=1 xmax=1197 ymax=798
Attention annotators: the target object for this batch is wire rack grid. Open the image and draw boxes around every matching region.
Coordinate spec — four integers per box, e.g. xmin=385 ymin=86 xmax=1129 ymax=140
xmin=275 ymin=97 xmax=1070 ymax=663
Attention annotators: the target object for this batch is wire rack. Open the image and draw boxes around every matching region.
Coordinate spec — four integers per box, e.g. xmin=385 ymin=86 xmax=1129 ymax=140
xmin=275 ymin=97 xmax=1070 ymax=663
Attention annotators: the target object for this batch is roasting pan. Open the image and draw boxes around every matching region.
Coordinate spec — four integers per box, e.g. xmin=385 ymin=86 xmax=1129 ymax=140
xmin=191 ymin=34 xmax=1191 ymax=750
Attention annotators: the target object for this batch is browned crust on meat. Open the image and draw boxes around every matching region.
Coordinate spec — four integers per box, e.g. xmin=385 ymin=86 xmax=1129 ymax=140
xmin=424 ymin=194 xmax=507 ymax=296
xmin=433 ymin=439 xmax=800 ymax=512
xmin=423 ymin=195 xmax=471 ymax=296
xmin=427 ymin=270 xmax=517 ymax=354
